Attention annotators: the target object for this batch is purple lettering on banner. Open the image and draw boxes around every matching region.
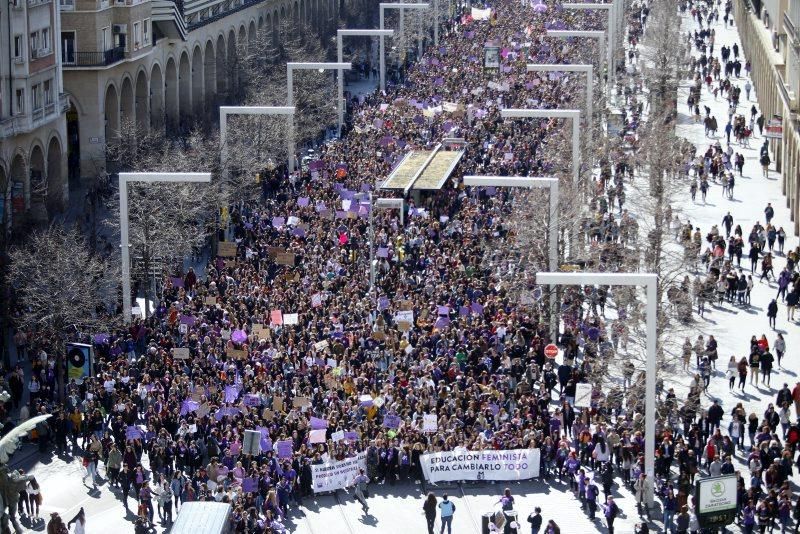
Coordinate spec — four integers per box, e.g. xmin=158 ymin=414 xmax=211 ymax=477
xmin=383 ymin=414 xmax=401 ymax=429
xmin=310 ymin=416 xmax=328 ymax=430
xmin=276 ymin=440 xmax=293 ymax=459
xmin=298 ymin=197 xmax=310 ymax=207
xmin=242 ymin=477 xmax=258 ymax=493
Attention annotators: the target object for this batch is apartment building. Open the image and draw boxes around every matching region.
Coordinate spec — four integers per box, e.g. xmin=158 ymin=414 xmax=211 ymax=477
xmin=734 ymin=0 xmax=800 ymax=233
xmin=61 ymin=0 xmax=337 ymax=178
xmin=0 ymin=0 xmax=69 ymax=229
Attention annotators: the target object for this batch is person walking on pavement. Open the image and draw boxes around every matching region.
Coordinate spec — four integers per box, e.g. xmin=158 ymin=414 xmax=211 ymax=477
xmin=602 ymin=495 xmax=619 ymax=534
xmin=423 ymin=492 xmax=437 ymax=534
xmin=768 ymin=299 xmax=779 ymax=329
xmin=722 ymin=212 xmax=734 ymax=237
xmin=764 ymin=203 xmax=775 ymax=225
xmin=745 ymin=80 xmax=752 ymax=100
xmin=527 ymin=507 xmax=543 ymax=534
xmin=438 ymin=493 xmax=456 ymax=534
xmin=67 ymin=508 xmax=86 ymax=534
xmin=352 ymin=468 xmax=370 ymax=513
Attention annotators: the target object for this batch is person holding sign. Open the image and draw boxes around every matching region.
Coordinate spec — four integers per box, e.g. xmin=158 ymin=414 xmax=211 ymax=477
xmin=352 ymin=468 xmax=370 ymax=513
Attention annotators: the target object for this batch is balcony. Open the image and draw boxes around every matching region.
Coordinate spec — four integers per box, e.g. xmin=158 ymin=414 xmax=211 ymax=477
xmin=63 ymin=46 xmax=126 ymax=68
xmin=59 ymin=0 xmax=74 ymax=9
xmin=27 ymin=0 xmax=52 ymax=6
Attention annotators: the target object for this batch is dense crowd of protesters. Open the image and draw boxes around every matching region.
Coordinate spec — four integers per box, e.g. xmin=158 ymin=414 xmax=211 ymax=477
xmin=9 ymin=0 xmax=800 ymax=532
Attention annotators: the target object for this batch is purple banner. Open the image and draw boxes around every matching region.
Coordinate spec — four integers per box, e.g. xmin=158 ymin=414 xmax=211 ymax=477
xmin=126 ymin=426 xmax=142 ymax=441
xmin=224 ymin=385 xmax=240 ymax=403
xmin=310 ymin=416 xmax=328 ymax=430
xmin=276 ymin=440 xmax=293 ymax=459
xmin=383 ymin=415 xmax=401 ymax=429
xmin=242 ymin=477 xmax=258 ymax=493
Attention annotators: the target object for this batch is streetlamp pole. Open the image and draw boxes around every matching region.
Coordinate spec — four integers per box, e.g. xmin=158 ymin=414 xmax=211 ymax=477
xmin=379 ymin=2 xmax=430 ymax=92
xmin=286 ymin=62 xmax=352 ymax=173
xmin=336 ymin=30 xmax=394 ymax=137
xmin=464 ymin=176 xmax=559 ymax=339
xmin=561 ymin=4 xmax=614 ymax=83
xmin=500 ymin=109 xmax=582 ymax=185
xmin=118 ymin=172 xmax=212 ymax=323
xmin=526 ymin=64 xmax=594 ymax=159
xmin=546 ymin=30 xmax=606 ymax=83
xmin=219 ymin=106 xmax=296 ymax=171
xmin=536 ymin=271 xmax=658 ymax=507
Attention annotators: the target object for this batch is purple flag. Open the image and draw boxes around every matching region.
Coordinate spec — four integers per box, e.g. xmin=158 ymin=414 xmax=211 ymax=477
xmin=471 ymin=302 xmax=484 ymax=315
xmin=377 ymin=247 xmax=389 ymax=258
xmin=171 ymin=277 xmax=184 ymax=288
xmin=179 ymin=315 xmax=196 ymax=326
xmin=242 ymin=477 xmax=258 ymax=493
xmin=344 ymin=431 xmax=359 ymax=442
xmin=378 ymin=297 xmax=390 ymax=311
xmin=459 ymin=306 xmax=470 ymax=316
xmin=298 ymin=197 xmax=310 ymax=207
xmin=126 ymin=426 xmax=143 ymax=441
xmin=224 ymin=385 xmax=240 ymax=403
xmin=244 ymin=394 xmax=261 ymax=407
xmin=180 ymin=400 xmax=199 ymax=416
xmin=272 ymin=217 xmax=285 ymax=228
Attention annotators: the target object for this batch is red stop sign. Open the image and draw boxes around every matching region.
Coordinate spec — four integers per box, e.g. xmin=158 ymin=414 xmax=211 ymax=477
xmin=544 ymin=344 xmax=559 ymax=359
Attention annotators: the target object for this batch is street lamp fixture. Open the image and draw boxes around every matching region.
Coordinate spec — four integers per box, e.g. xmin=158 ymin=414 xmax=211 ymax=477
xmin=379 ymin=2 xmax=431 ymax=92
xmin=336 ymin=29 xmax=395 ymax=136
xmin=118 ymin=172 xmax=212 ymax=323
xmin=286 ymin=62 xmax=352 ymax=173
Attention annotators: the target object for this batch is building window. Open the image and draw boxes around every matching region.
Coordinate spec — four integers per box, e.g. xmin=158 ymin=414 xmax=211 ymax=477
xmin=44 ymin=79 xmax=53 ymax=105
xmin=13 ymin=35 xmax=23 ymax=58
xmin=30 ymin=31 xmax=40 ymax=53
xmin=32 ymin=84 xmax=42 ymax=111
xmin=41 ymin=28 xmax=50 ymax=52
xmin=101 ymin=27 xmax=110 ymax=51
xmin=62 ymin=32 xmax=75 ymax=63
xmin=133 ymin=21 xmax=140 ymax=49
xmin=143 ymin=18 xmax=150 ymax=45
xmin=15 ymin=89 xmax=24 ymax=114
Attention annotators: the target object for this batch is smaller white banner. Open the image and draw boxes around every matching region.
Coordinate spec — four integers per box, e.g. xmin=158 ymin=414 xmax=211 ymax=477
xmin=311 ymin=452 xmax=367 ymax=493
xmin=420 ymin=449 xmax=540 ymax=483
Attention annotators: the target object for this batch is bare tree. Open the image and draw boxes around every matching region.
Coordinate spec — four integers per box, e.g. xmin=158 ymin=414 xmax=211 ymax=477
xmin=105 ymin=119 xmax=221 ymax=313
xmin=8 ymin=225 xmax=118 ymax=397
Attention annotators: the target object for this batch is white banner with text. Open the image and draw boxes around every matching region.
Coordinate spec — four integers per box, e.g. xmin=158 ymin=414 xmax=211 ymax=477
xmin=311 ymin=452 xmax=367 ymax=493
xmin=420 ymin=449 xmax=540 ymax=483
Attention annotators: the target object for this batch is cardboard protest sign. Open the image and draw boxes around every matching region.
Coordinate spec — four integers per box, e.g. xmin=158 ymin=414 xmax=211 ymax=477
xmin=332 ymin=430 xmax=345 ymax=442
xmin=196 ymin=403 xmax=210 ymax=418
xmin=172 ymin=347 xmax=191 ymax=360
xmin=293 ymin=396 xmax=311 ymax=408
xmin=283 ymin=313 xmax=299 ymax=326
xmin=276 ymin=251 xmax=296 ymax=266
xmin=227 ymin=348 xmax=248 ymax=360
xmin=270 ymin=310 xmax=283 ymax=326
xmin=218 ymin=241 xmax=237 ymax=258
xmin=204 ymin=296 xmax=217 ymax=306
xmin=272 ymin=397 xmax=284 ymax=412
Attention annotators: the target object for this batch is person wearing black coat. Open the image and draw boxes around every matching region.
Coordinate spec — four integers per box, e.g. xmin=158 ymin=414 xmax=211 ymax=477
xmin=118 ymin=465 xmax=133 ymax=511
xmin=767 ymin=299 xmax=779 ymax=329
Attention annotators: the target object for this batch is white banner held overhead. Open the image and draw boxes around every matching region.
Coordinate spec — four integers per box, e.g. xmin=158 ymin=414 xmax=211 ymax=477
xmin=574 ymin=383 xmax=592 ymax=408
xmin=311 ymin=452 xmax=367 ymax=493
xmin=420 ymin=449 xmax=540 ymax=483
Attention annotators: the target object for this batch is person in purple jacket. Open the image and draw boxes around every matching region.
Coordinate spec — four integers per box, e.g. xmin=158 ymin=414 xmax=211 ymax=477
xmin=564 ymin=452 xmax=581 ymax=492
xmin=602 ymin=496 xmax=619 ymax=534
